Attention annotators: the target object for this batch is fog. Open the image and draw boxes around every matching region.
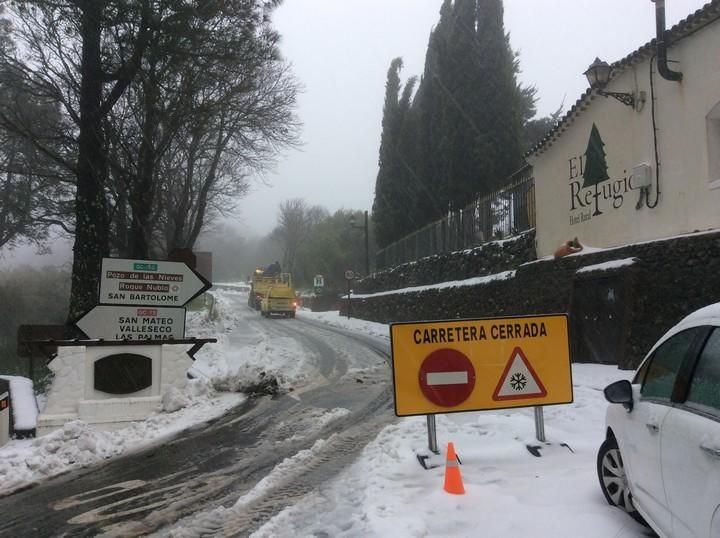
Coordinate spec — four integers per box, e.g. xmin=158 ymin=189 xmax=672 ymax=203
xmin=238 ymin=0 xmax=708 ymax=235
xmin=0 ymin=0 xmax=708 ymax=270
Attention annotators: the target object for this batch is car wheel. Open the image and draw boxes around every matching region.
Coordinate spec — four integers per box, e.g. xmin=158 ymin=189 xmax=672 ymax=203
xmin=597 ymin=437 xmax=646 ymax=525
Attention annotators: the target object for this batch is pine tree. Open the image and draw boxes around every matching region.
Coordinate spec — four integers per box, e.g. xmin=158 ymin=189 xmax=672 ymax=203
xmin=582 ymin=123 xmax=610 ymax=216
xmin=582 ymin=123 xmax=609 ymax=187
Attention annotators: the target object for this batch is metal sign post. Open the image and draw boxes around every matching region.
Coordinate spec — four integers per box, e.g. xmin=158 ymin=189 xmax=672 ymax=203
xmin=534 ymin=406 xmax=546 ymax=442
xmin=344 ymin=270 xmax=354 ymax=319
xmin=346 ymin=281 xmax=351 ymax=319
xmin=426 ymin=414 xmax=439 ymax=454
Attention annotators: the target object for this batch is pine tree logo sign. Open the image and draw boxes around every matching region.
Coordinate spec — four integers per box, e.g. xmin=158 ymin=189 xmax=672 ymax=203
xmin=390 ymin=314 xmax=572 ymax=417
xmin=567 ymin=123 xmax=645 ymax=225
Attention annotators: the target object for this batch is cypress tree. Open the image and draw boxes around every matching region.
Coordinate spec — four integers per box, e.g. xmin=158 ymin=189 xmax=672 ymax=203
xmin=377 ymin=0 xmax=533 ymax=242
xmin=414 ymin=0 xmax=454 ymax=221
xmin=415 ymin=0 xmax=525 ymax=215
xmin=395 ymin=76 xmax=421 ymax=236
xmin=372 ymin=58 xmax=404 ymax=248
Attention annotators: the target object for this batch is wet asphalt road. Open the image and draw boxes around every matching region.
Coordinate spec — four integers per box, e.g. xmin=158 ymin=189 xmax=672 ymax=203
xmin=0 ymin=305 xmax=393 ymax=537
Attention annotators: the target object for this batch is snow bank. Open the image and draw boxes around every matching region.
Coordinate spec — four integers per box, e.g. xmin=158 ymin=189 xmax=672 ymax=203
xmin=297 ymin=310 xmax=390 ymax=340
xmin=350 ymin=270 xmax=516 ymax=299
xmin=0 ymin=375 xmax=37 ymax=431
xmin=0 ymin=292 xmax=246 ymax=495
xmin=576 ymin=257 xmax=638 ymax=274
xmin=0 ymin=384 xmax=240 ymax=494
xmin=247 ymin=364 xmax=640 ymax=538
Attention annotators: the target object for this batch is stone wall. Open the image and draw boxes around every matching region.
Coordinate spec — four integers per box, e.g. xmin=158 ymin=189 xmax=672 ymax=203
xmin=358 ymin=230 xmax=537 ymax=294
xmin=347 ymin=230 xmax=720 ymax=369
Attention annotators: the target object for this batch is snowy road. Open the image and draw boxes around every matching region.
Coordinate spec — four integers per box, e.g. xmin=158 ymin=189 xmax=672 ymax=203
xmin=0 ymin=290 xmax=658 ymax=537
xmin=0 ymin=293 xmax=394 ymax=537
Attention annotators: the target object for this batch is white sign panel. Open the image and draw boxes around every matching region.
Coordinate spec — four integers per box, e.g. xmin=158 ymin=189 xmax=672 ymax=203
xmin=76 ymin=305 xmax=186 ymax=341
xmin=99 ymin=258 xmax=210 ymax=306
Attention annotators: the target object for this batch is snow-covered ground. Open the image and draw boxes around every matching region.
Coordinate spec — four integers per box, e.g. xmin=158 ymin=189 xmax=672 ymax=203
xmin=244 ymin=359 xmax=644 ymax=538
xmin=0 ymin=289 xmax=648 ymax=537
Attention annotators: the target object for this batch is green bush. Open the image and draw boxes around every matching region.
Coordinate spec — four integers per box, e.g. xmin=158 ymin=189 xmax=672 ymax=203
xmin=0 ymin=266 xmax=70 ymax=380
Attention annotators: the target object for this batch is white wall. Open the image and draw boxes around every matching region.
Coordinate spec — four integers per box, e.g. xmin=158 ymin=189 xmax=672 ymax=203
xmin=38 ymin=345 xmax=193 ymax=434
xmin=530 ymin=20 xmax=720 ymax=256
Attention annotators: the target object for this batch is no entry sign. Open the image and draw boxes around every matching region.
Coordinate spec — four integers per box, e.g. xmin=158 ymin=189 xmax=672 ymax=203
xmin=390 ymin=314 xmax=572 ymax=416
xmin=418 ymin=349 xmax=475 ymax=407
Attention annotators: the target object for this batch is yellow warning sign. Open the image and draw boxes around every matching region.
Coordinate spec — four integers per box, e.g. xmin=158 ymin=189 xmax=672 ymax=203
xmin=390 ymin=314 xmax=572 ymax=416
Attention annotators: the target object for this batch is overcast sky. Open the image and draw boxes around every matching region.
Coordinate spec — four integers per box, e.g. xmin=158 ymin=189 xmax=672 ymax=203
xmin=0 ymin=0 xmax=710 ymax=267
xmin=236 ymin=0 xmax=709 ymax=236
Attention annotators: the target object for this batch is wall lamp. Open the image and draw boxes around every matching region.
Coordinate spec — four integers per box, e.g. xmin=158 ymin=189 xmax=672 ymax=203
xmin=584 ymin=58 xmax=646 ymax=111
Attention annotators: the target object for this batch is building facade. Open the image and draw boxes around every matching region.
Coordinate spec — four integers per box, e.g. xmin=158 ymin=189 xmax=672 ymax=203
xmin=529 ymin=3 xmax=720 ymax=257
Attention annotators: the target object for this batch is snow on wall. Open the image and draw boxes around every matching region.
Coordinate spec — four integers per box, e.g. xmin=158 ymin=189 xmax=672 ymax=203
xmin=576 ymin=257 xmax=638 ymax=274
xmin=0 ymin=375 xmax=37 ymax=431
xmin=350 ymin=229 xmax=720 ymax=369
xmin=43 ymin=347 xmax=87 ymax=416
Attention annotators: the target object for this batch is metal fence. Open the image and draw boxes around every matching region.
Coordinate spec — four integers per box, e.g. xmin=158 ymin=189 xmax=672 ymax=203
xmin=375 ymin=168 xmax=535 ymax=270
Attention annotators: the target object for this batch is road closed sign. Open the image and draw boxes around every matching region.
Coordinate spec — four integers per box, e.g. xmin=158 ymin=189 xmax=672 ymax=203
xmin=419 ymin=348 xmax=476 ymax=407
xmin=390 ymin=314 xmax=572 ymax=416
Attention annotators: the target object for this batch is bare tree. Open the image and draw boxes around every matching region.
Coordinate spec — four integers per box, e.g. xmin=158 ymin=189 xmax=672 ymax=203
xmin=0 ymin=9 xmax=75 ymax=250
xmin=0 ymin=0 xmax=155 ymax=319
xmin=0 ymin=0 xmax=298 ymax=320
xmin=271 ymin=199 xmax=328 ymax=274
xmin=126 ymin=3 xmax=300 ymax=257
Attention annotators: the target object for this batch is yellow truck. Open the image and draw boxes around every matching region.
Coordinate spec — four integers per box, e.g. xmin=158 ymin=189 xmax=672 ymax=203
xmin=248 ymin=270 xmax=296 ymax=317
xmin=249 ymin=269 xmax=283 ymax=309
xmin=260 ymin=284 xmax=297 ymax=318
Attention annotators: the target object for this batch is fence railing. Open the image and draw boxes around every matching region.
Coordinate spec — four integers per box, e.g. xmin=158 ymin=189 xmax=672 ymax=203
xmin=375 ymin=168 xmax=535 ymax=270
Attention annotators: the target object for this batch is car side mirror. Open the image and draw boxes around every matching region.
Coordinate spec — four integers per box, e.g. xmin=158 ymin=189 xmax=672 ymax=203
xmin=604 ymin=379 xmax=634 ymax=412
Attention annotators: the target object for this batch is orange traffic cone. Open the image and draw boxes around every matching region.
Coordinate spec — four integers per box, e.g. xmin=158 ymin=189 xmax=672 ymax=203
xmin=443 ymin=442 xmax=465 ymax=494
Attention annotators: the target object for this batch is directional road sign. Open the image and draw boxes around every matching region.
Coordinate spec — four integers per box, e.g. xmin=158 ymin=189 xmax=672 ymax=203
xmin=390 ymin=314 xmax=572 ymax=416
xmin=76 ymin=305 xmax=186 ymax=341
xmin=99 ymin=258 xmax=211 ymax=307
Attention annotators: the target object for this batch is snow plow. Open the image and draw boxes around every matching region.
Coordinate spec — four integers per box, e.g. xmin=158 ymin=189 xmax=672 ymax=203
xmin=248 ymin=269 xmax=287 ymax=309
xmin=260 ymin=284 xmax=297 ymax=318
xmin=248 ymin=270 xmax=296 ymax=317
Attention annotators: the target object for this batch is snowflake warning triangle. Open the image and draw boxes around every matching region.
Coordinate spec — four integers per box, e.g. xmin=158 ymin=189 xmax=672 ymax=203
xmin=492 ymin=347 xmax=547 ymax=401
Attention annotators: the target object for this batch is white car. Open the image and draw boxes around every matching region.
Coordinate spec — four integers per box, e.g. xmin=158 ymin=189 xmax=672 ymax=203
xmin=598 ymin=303 xmax=720 ymax=538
